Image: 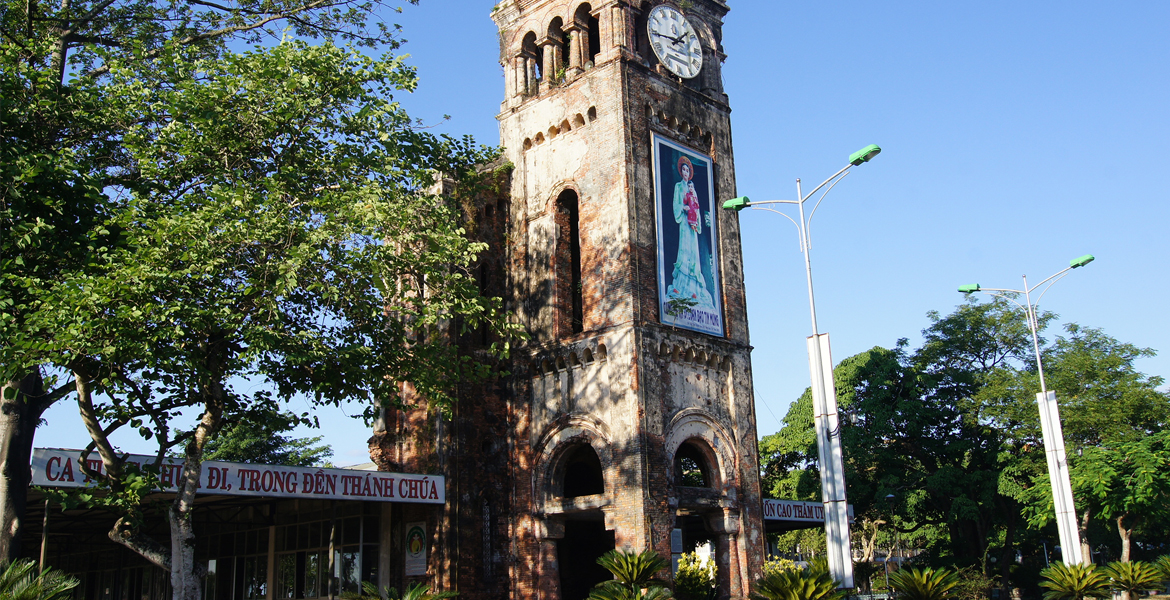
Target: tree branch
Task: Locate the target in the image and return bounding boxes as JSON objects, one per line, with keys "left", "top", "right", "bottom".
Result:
{"left": 74, "top": 369, "right": 124, "bottom": 483}
{"left": 82, "top": 0, "right": 338, "bottom": 79}
{"left": 108, "top": 517, "right": 173, "bottom": 571}
{"left": 27, "top": 376, "right": 75, "bottom": 415}
{"left": 187, "top": 0, "right": 264, "bottom": 15}
{"left": 64, "top": 32, "right": 124, "bottom": 47}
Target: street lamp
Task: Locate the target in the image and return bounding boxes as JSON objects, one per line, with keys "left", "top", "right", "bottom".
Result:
{"left": 958, "top": 254, "right": 1095, "bottom": 565}
{"left": 724, "top": 144, "right": 882, "bottom": 588}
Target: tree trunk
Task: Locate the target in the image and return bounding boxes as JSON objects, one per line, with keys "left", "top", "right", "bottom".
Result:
{"left": 1079, "top": 506, "right": 1093, "bottom": 564}
{"left": 999, "top": 503, "right": 1017, "bottom": 598}
{"left": 0, "top": 372, "right": 49, "bottom": 563}
{"left": 1116, "top": 514, "right": 1132, "bottom": 562}
{"left": 170, "top": 400, "right": 220, "bottom": 600}
{"left": 861, "top": 518, "right": 885, "bottom": 562}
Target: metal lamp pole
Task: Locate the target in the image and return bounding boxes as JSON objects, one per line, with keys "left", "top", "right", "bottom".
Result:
{"left": 724, "top": 144, "right": 882, "bottom": 588}
{"left": 958, "top": 254, "right": 1095, "bottom": 565}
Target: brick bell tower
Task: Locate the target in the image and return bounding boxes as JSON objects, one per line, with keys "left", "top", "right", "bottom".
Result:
{"left": 489, "top": 1, "right": 765, "bottom": 599}
{"left": 370, "top": 2, "right": 764, "bottom": 599}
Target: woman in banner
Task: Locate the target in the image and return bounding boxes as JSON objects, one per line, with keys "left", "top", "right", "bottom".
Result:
{"left": 668, "top": 155, "right": 715, "bottom": 310}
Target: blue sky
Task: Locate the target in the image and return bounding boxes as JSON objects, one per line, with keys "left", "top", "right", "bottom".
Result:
{"left": 38, "top": 2, "right": 1170, "bottom": 465}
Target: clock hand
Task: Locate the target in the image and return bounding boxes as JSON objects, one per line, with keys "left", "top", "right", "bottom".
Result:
{"left": 650, "top": 30, "right": 687, "bottom": 45}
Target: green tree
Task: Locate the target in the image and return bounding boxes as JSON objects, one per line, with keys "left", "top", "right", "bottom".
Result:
{"left": 0, "top": 32, "right": 123, "bottom": 563}
{"left": 0, "top": 0, "right": 418, "bottom": 563}
{"left": 758, "top": 340, "right": 1006, "bottom": 570}
{"left": 203, "top": 409, "right": 332, "bottom": 467}
{"left": 1064, "top": 432, "right": 1170, "bottom": 562}
{"left": 1006, "top": 326, "right": 1170, "bottom": 562}
{"left": 37, "top": 39, "right": 517, "bottom": 600}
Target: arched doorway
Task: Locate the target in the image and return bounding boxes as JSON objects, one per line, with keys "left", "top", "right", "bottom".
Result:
{"left": 553, "top": 443, "right": 613, "bottom": 600}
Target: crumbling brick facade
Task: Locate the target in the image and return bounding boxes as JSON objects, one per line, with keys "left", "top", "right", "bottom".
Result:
{"left": 370, "top": 2, "right": 765, "bottom": 599}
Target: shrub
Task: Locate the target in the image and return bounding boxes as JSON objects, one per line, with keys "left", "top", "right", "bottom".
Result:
{"left": 0, "top": 559, "right": 79, "bottom": 600}
{"left": 340, "top": 581, "right": 457, "bottom": 600}
{"left": 1152, "top": 555, "right": 1170, "bottom": 585}
{"left": 888, "top": 567, "right": 961, "bottom": 600}
{"left": 1103, "top": 561, "right": 1162, "bottom": 600}
{"left": 950, "top": 565, "right": 997, "bottom": 600}
{"left": 750, "top": 559, "right": 843, "bottom": 600}
{"left": 589, "top": 549, "right": 674, "bottom": 600}
{"left": 1038, "top": 562, "right": 1109, "bottom": 600}
{"left": 762, "top": 558, "right": 799, "bottom": 578}
{"left": 675, "top": 552, "right": 717, "bottom": 600}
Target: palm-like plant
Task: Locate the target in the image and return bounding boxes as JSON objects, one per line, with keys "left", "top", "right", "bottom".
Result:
{"left": 750, "top": 560, "right": 844, "bottom": 600}
{"left": 1038, "top": 562, "right": 1110, "bottom": 600}
{"left": 1153, "top": 555, "right": 1170, "bottom": 585}
{"left": 0, "top": 559, "right": 79, "bottom": 600}
{"left": 887, "top": 567, "right": 961, "bottom": 600}
{"left": 588, "top": 549, "right": 674, "bottom": 600}
{"left": 1103, "top": 561, "right": 1162, "bottom": 600}
{"left": 340, "top": 581, "right": 458, "bottom": 600}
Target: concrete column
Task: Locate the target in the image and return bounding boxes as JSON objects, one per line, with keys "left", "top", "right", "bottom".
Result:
{"left": 541, "top": 42, "right": 554, "bottom": 90}
{"left": 565, "top": 24, "right": 584, "bottom": 76}
{"left": 525, "top": 55, "right": 538, "bottom": 95}
{"left": 540, "top": 39, "right": 561, "bottom": 88}
{"left": 513, "top": 54, "right": 526, "bottom": 98}
{"left": 578, "top": 21, "right": 592, "bottom": 68}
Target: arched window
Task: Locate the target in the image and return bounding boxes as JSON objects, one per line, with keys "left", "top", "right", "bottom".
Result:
{"left": 560, "top": 444, "right": 604, "bottom": 497}
{"left": 548, "top": 17, "right": 568, "bottom": 80}
{"left": 674, "top": 442, "right": 713, "bottom": 488}
{"left": 521, "top": 31, "right": 541, "bottom": 94}
{"left": 555, "top": 189, "right": 583, "bottom": 335}
{"left": 575, "top": 3, "right": 600, "bottom": 66}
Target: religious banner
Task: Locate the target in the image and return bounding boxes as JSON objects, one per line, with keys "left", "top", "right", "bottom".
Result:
{"left": 652, "top": 133, "right": 724, "bottom": 336}
{"left": 404, "top": 522, "right": 428, "bottom": 576}
{"left": 31, "top": 448, "right": 444, "bottom": 504}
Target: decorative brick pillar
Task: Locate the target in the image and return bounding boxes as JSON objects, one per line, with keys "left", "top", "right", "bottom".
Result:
{"left": 707, "top": 510, "right": 744, "bottom": 600}
{"left": 538, "top": 518, "right": 565, "bottom": 600}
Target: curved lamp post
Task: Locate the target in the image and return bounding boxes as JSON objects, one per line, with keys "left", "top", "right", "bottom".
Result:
{"left": 959, "top": 254, "right": 1095, "bottom": 565}
{"left": 724, "top": 144, "right": 881, "bottom": 588}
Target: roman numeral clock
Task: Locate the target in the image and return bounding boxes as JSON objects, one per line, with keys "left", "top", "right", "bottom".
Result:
{"left": 647, "top": 4, "right": 703, "bottom": 79}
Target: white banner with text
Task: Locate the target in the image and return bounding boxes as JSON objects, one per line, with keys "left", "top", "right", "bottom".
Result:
{"left": 762, "top": 499, "right": 854, "bottom": 523}
{"left": 32, "top": 448, "right": 444, "bottom": 504}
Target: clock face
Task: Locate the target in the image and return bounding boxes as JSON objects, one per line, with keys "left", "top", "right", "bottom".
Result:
{"left": 647, "top": 5, "right": 703, "bottom": 79}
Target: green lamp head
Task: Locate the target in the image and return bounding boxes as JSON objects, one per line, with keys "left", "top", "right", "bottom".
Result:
{"left": 722, "top": 197, "right": 750, "bottom": 211}
{"left": 958, "top": 284, "right": 981, "bottom": 294}
{"left": 1070, "top": 254, "right": 1095, "bottom": 268}
{"left": 849, "top": 144, "right": 882, "bottom": 166}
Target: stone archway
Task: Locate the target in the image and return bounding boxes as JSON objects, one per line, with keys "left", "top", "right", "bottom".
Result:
{"left": 665, "top": 410, "right": 743, "bottom": 600}
{"left": 533, "top": 419, "right": 617, "bottom": 600}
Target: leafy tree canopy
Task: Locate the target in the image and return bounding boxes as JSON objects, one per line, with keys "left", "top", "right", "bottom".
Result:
{"left": 203, "top": 409, "right": 332, "bottom": 467}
